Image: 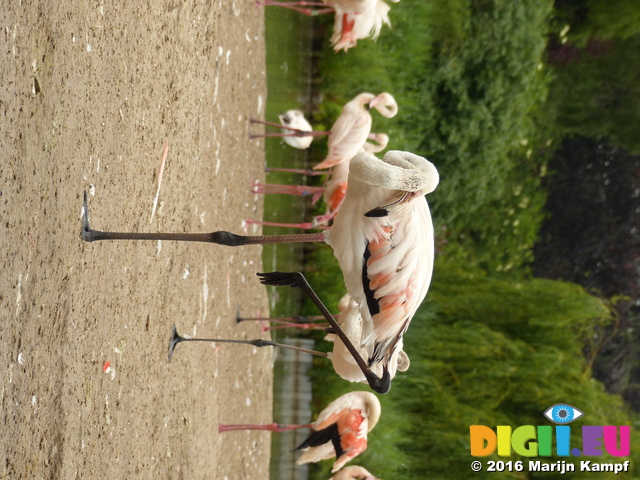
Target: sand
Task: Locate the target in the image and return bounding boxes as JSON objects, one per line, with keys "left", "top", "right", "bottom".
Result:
{"left": 1, "top": 1, "right": 275, "bottom": 478}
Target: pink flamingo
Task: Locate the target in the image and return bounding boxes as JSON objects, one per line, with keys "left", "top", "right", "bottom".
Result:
{"left": 325, "top": 293, "right": 409, "bottom": 384}
{"left": 238, "top": 292, "right": 409, "bottom": 384}
{"left": 247, "top": 133, "right": 388, "bottom": 230}
{"left": 218, "top": 391, "right": 380, "bottom": 473}
{"left": 81, "top": 150, "right": 439, "bottom": 394}
{"left": 316, "top": 92, "right": 397, "bottom": 170}
{"left": 252, "top": 93, "right": 397, "bottom": 228}
{"left": 258, "top": 0, "right": 400, "bottom": 52}
{"left": 249, "top": 133, "right": 390, "bottom": 230}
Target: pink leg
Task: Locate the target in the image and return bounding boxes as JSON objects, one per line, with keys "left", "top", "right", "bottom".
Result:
{"left": 250, "top": 132, "right": 313, "bottom": 139}
{"left": 251, "top": 182, "right": 325, "bottom": 197}
{"left": 245, "top": 218, "right": 319, "bottom": 230}
{"left": 266, "top": 167, "right": 326, "bottom": 176}
{"left": 219, "top": 422, "right": 311, "bottom": 433}
{"left": 250, "top": 118, "right": 290, "bottom": 129}
{"left": 249, "top": 118, "right": 318, "bottom": 135}
{"left": 262, "top": 319, "right": 329, "bottom": 331}
{"left": 257, "top": 0, "right": 334, "bottom": 15}
{"left": 237, "top": 314, "right": 326, "bottom": 323}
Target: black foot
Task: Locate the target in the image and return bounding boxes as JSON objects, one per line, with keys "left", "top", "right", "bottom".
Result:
{"left": 257, "top": 271, "right": 304, "bottom": 288}
{"left": 235, "top": 307, "right": 244, "bottom": 324}
{"left": 168, "top": 325, "right": 183, "bottom": 362}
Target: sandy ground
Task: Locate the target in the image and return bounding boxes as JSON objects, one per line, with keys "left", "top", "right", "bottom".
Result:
{"left": 1, "top": 1, "right": 275, "bottom": 478}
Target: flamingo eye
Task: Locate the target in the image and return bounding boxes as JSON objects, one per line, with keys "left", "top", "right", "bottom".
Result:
{"left": 543, "top": 404, "right": 584, "bottom": 424}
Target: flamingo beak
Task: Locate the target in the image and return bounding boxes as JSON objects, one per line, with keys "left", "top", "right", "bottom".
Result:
{"left": 367, "top": 95, "right": 381, "bottom": 111}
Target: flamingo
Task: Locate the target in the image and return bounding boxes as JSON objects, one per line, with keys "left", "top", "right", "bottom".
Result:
{"left": 81, "top": 149, "right": 439, "bottom": 393}
{"left": 250, "top": 109, "right": 318, "bottom": 149}
{"left": 316, "top": 92, "right": 397, "bottom": 170}
{"left": 329, "top": 0, "right": 400, "bottom": 52}
{"left": 325, "top": 293, "right": 409, "bottom": 384}
{"left": 258, "top": 0, "right": 399, "bottom": 52}
{"left": 218, "top": 391, "right": 380, "bottom": 473}
{"left": 252, "top": 92, "right": 397, "bottom": 172}
{"left": 330, "top": 465, "right": 381, "bottom": 480}
{"left": 236, "top": 292, "right": 410, "bottom": 383}
{"left": 248, "top": 92, "right": 396, "bottom": 230}
{"left": 248, "top": 133, "right": 390, "bottom": 230}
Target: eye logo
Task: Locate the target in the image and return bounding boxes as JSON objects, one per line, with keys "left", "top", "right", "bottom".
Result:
{"left": 544, "top": 404, "right": 584, "bottom": 424}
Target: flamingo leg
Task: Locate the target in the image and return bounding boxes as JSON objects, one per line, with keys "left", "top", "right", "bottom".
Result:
{"left": 265, "top": 167, "right": 326, "bottom": 176}
{"left": 82, "top": 192, "right": 325, "bottom": 245}
{"left": 241, "top": 319, "right": 328, "bottom": 331}
{"left": 251, "top": 182, "right": 324, "bottom": 196}
{"left": 257, "top": 0, "right": 334, "bottom": 15}
{"left": 257, "top": 272, "right": 392, "bottom": 394}
{"left": 168, "top": 325, "right": 329, "bottom": 362}
{"left": 236, "top": 313, "right": 326, "bottom": 324}
{"left": 250, "top": 132, "right": 311, "bottom": 139}
{"left": 244, "top": 218, "right": 321, "bottom": 230}
{"left": 218, "top": 422, "right": 311, "bottom": 433}
{"left": 250, "top": 118, "right": 329, "bottom": 137}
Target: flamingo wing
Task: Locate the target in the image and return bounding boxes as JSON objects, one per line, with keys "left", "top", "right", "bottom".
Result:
{"left": 361, "top": 194, "right": 433, "bottom": 363}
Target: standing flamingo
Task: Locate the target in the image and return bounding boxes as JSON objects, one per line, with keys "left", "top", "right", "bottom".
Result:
{"left": 218, "top": 391, "right": 381, "bottom": 473}
{"left": 330, "top": 465, "right": 381, "bottom": 480}
{"left": 236, "top": 292, "right": 410, "bottom": 383}
{"left": 316, "top": 92, "right": 397, "bottom": 170}
{"left": 81, "top": 149, "right": 439, "bottom": 393}
{"left": 248, "top": 133, "right": 390, "bottom": 230}
{"left": 325, "top": 293, "right": 409, "bottom": 384}
{"left": 248, "top": 92, "right": 397, "bottom": 231}
{"left": 258, "top": 0, "right": 400, "bottom": 52}
{"left": 329, "top": 0, "right": 400, "bottom": 52}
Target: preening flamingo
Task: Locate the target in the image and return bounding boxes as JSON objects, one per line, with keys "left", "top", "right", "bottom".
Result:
{"left": 259, "top": 0, "right": 399, "bottom": 53}
{"left": 330, "top": 465, "right": 381, "bottom": 480}
{"left": 316, "top": 92, "right": 397, "bottom": 170}
{"left": 218, "top": 391, "right": 381, "bottom": 473}
{"left": 81, "top": 149, "right": 439, "bottom": 393}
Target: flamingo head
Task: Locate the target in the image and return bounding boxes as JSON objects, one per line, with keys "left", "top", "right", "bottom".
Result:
{"left": 368, "top": 92, "right": 398, "bottom": 118}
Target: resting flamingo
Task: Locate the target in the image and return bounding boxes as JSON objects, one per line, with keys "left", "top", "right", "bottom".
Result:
{"left": 258, "top": 0, "right": 400, "bottom": 52}
{"left": 81, "top": 149, "right": 439, "bottom": 393}
{"left": 250, "top": 109, "right": 318, "bottom": 149}
{"left": 218, "top": 391, "right": 380, "bottom": 473}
